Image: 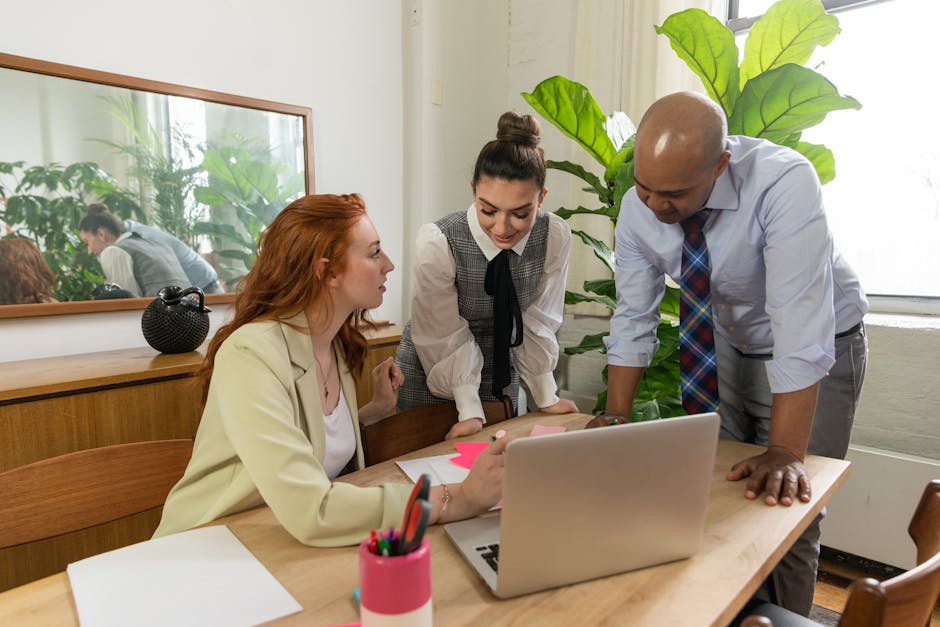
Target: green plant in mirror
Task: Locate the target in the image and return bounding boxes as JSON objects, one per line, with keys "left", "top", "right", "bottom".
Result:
{"left": 94, "top": 95, "right": 205, "bottom": 249}
{"left": 194, "top": 139, "right": 305, "bottom": 285}
{"left": 0, "top": 160, "right": 133, "bottom": 302}
{"left": 522, "top": 0, "right": 859, "bottom": 419}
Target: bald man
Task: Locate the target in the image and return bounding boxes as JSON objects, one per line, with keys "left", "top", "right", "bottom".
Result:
{"left": 593, "top": 92, "right": 868, "bottom": 615}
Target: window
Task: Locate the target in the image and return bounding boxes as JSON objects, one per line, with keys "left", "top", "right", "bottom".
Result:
{"left": 729, "top": 0, "right": 940, "bottom": 303}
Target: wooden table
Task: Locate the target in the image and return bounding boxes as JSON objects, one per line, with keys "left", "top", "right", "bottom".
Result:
{"left": 0, "top": 412, "right": 850, "bottom": 626}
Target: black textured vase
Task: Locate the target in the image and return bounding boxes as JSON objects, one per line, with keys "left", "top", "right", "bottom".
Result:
{"left": 141, "top": 286, "right": 212, "bottom": 354}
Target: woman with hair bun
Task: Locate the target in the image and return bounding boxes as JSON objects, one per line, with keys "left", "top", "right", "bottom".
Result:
{"left": 396, "top": 111, "right": 578, "bottom": 440}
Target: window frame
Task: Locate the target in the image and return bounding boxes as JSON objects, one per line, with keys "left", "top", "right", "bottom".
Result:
{"left": 726, "top": 0, "right": 940, "bottom": 315}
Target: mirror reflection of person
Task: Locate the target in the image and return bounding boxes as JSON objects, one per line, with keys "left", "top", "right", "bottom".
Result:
{"left": 78, "top": 204, "right": 189, "bottom": 298}
{"left": 123, "top": 217, "right": 224, "bottom": 294}
{"left": 154, "top": 194, "right": 505, "bottom": 545}
{"left": 0, "top": 237, "right": 58, "bottom": 305}
{"left": 395, "top": 111, "right": 578, "bottom": 441}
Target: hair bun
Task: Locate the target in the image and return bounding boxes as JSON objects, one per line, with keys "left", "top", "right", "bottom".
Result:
{"left": 495, "top": 111, "right": 540, "bottom": 148}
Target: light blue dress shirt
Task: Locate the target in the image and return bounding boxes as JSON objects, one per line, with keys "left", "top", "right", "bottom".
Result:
{"left": 605, "top": 136, "right": 868, "bottom": 394}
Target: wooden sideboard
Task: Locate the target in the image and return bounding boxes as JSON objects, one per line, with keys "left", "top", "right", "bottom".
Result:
{"left": 0, "top": 324, "right": 402, "bottom": 591}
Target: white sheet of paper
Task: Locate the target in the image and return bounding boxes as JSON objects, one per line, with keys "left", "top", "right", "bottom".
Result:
{"left": 396, "top": 453, "right": 469, "bottom": 485}
{"left": 67, "top": 525, "right": 302, "bottom": 627}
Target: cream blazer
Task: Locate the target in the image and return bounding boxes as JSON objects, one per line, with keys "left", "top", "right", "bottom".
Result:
{"left": 154, "top": 313, "right": 411, "bottom": 546}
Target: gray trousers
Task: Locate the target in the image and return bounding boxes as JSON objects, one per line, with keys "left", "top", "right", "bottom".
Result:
{"left": 715, "top": 324, "right": 868, "bottom": 616}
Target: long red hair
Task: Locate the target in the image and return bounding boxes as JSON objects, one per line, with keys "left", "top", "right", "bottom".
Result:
{"left": 197, "top": 193, "right": 374, "bottom": 402}
{"left": 0, "top": 238, "right": 57, "bottom": 305}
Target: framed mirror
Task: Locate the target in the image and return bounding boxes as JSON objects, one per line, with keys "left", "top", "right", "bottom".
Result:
{"left": 0, "top": 52, "right": 314, "bottom": 319}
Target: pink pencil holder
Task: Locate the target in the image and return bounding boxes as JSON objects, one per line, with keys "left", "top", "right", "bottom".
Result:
{"left": 358, "top": 538, "right": 432, "bottom": 627}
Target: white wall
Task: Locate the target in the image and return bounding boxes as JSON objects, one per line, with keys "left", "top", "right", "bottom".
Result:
{"left": 400, "top": 0, "right": 510, "bottom": 321}
{"left": 0, "top": 0, "right": 404, "bottom": 361}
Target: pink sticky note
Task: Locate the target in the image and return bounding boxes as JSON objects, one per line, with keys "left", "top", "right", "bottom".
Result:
{"left": 530, "top": 424, "right": 566, "bottom": 437}
{"left": 449, "top": 442, "right": 488, "bottom": 469}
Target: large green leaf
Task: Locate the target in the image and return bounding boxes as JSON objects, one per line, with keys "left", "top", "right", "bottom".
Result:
{"left": 793, "top": 141, "right": 836, "bottom": 184}
{"left": 563, "top": 331, "right": 608, "bottom": 356}
{"left": 583, "top": 278, "right": 615, "bottom": 298}
{"left": 728, "top": 64, "right": 861, "bottom": 143}
{"left": 565, "top": 291, "right": 616, "bottom": 310}
{"left": 571, "top": 229, "right": 614, "bottom": 272}
{"left": 604, "top": 136, "right": 634, "bottom": 186}
{"left": 611, "top": 161, "right": 635, "bottom": 218}
{"left": 659, "top": 286, "right": 681, "bottom": 319}
{"left": 554, "top": 205, "right": 619, "bottom": 221}
{"left": 522, "top": 76, "right": 616, "bottom": 168}
{"left": 655, "top": 9, "right": 740, "bottom": 117}
{"left": 546, "top": 160, "right": 611, "bottom": 205}
{"left": 740, "top": 0, "right": 840, "bottom": 89}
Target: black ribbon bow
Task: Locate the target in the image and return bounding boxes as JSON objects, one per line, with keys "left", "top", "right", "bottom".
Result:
{"left": 484, "top": 249, "right": 524, "bottom": 396}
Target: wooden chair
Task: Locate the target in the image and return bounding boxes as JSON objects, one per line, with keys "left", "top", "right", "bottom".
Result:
{"left": 360, "top": 396, "right": 515, "bottom": 466}
{"left": 740, "top": 479, "right": 940, "bottom": 627}
{"left": 0, "top": 439, "right": 193, "bottom": 549}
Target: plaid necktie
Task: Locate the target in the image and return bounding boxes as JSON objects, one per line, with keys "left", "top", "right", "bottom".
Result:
{"left": 679, "top": 210, "right": 720, "bottom": 414}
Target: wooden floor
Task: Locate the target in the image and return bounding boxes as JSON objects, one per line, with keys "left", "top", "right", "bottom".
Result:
{"left": 813, "top": 551, "right": 940, "bottom": 626}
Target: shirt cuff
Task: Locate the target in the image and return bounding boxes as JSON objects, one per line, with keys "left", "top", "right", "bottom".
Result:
{"left": 603, "top": 336, "right": 659, "bottom": 367}
{"left": 453, "top": 384, "right": 486, "bottom": 424}
{"left": 764, "top": 345, "right": 835, "bottom": 394}
{"left": 525, "top": 371, "right": 559, "bottom": 410}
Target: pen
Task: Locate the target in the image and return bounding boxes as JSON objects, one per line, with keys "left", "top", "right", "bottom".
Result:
{"left": 368, "top": 529, "right": 378, "bottom": 554}
{"left": 377, "top": 537, "right": 391, "bottom": 556}
{"left": 490, "top": 429, "right": 507, "bottom": 442}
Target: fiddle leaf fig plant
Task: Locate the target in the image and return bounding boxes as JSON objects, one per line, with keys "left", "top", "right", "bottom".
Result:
{"left": 523, "top": 0, "right": 859, "bottom": 418}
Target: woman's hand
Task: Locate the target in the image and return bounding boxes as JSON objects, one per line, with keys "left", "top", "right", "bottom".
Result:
{"left": 445, "top": 417, "right": 483, "bottom": 440}
{"left": 358, "top": 357, "right": 404, "bottom": 424}
{"left": 539, "top": 398, "right": 578, "bottom": 414}
{"left": 436, "top": 435, "right": 510, "bottom": 522}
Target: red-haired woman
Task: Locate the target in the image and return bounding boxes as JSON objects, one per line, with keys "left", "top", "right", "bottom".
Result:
{"left": 154, "top": 194, "right": 505, "bottom": 546}
{"left": 0, "top": 238, "right": 58, "bottom": 305}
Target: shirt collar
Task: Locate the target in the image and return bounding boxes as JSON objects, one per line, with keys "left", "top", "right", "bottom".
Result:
{"left": 115, "top": 232, "right": 134, "bottom": 243}
{"left": 704, "top": 158, "right": 739, "bottom": 212}
{"left": 466, "top": 204, "right": 533, "bottom": 261}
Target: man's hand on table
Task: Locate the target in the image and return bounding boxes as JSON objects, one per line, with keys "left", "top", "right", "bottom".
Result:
{"left": 584, "top": 413, "right": 629, "bottom": 429}
{"left": 726, "top": 445, "right": 812, "bottom": 506}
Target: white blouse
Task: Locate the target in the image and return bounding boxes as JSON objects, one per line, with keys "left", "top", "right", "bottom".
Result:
{"left": 99, "top": 232, "right": 142, "bottom": 297}
{"left": 321, "top": 387, "right": 356, "bottom": 480}
{"left": 409, "top": 205, "right": 571, "bottom": 422}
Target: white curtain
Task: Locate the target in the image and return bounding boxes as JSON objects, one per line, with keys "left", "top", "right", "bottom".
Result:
{"left": 560, "top": 0, "right": 721, "bottom": 315}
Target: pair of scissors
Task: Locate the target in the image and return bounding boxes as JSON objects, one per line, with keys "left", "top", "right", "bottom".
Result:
{"left": 397, "top": 473, "right": 431, "bottom": 555}
{"left": 399, "top": 496, "right": 431, "bottom": 555}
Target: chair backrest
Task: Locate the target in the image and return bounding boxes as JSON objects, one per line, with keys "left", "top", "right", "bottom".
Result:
{"left": 839, "top": 479, "right": 940, "bottom": 627}
{"left": 0, "top": 439, "right": 193, "bottom": 549}
{"left": 360, "top": 397, "right": 515, "bottom": 466}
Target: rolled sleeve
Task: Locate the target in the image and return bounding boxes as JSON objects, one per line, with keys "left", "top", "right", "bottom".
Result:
{"left": 761, "top": 163, "right": 837, "bottom": 393}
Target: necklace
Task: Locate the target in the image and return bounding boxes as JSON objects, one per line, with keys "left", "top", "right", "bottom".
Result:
{"left": 313, "top": 348, "right": 336, "bottom": 401}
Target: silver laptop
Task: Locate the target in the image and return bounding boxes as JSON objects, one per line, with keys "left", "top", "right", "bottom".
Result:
{"left": 443, "top": 412, "right": 720, "bottom": 598}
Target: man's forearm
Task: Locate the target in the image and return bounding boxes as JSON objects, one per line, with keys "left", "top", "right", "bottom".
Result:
{"left": 605, "top": 365, "right": 645, "bottom": 416}
{"left": 768, "top": 383, "right": 820, "bottom": 460}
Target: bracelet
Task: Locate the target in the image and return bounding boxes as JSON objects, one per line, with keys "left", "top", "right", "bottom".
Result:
{"left": 439, "top": 483, "right": 451, "bottom": 523}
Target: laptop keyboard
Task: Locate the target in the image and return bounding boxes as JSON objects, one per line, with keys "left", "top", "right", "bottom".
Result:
{"left": 475, "top": 544, "right": 500, "bottom": 572}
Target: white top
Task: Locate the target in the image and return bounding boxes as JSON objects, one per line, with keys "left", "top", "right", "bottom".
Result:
{"left": 410, "top": 205, "right": 571, "bottom": 421}
{"left": 321, "top": 387, "right": 356, "bottom": 480}
{"left": 99, "top": 232, "right": 141, "bottom": 297}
